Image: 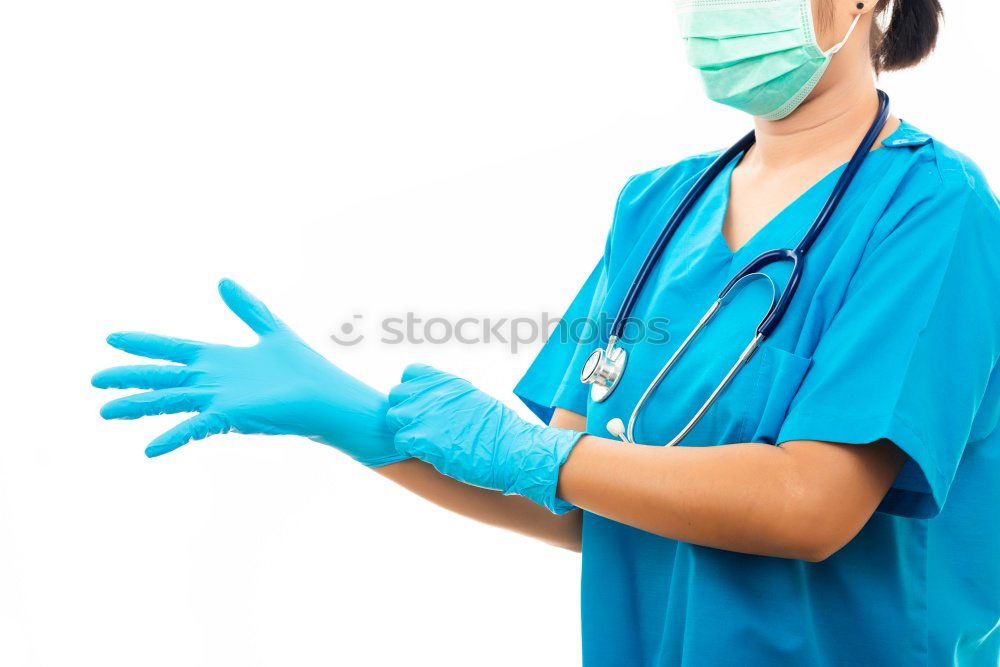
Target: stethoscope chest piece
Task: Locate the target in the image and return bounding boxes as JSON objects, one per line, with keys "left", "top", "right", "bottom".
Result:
{"left": 581, "top": 339, "right": 627, "bottom": 402}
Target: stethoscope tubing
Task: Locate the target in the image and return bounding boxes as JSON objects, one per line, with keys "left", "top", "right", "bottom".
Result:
{"left": 606, "top": 91, "right": 892, "bottom": 444}
{"left": 609, "top": 131, "right": 756, "bottom": 341}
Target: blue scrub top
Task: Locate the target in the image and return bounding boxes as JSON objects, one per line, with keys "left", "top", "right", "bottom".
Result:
{"left": 515, "top": 121, "right": 1000, "bottom": 666}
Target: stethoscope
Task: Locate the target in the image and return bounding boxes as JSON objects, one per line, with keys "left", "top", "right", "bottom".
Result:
{"left": 580, "top": 90, "right": 891, "bottom": 445}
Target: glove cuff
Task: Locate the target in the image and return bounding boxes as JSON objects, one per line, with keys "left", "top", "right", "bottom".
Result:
{"left": 509, "top": 427, "right": 586, "bottom": 515}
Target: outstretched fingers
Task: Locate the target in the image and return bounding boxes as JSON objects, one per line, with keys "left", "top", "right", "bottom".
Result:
{"left": 99, "top": 388, "right": 211, "bottom": 420}
{"left": 217, "top": 278, "right": 288, "bottom": 336}
{"left": 106, "top": 332, "right": 206, "bottom": 364}
{"left": 145, "top": 413, "right": 231, "bottom": 458}
{"left": 92, "top": 364, "right": 199, "bottom": 390}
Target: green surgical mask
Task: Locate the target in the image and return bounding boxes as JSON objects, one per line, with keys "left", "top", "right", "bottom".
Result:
{"left": 676, "top": 0, "right": 861, "bottom": 120}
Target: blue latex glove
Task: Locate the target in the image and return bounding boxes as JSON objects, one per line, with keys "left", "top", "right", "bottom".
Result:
{"left": 386, "top": 364, "right": 584, "bottom": 514}
{"left": 93, "top": 279, "right": 406, "bottom": 466}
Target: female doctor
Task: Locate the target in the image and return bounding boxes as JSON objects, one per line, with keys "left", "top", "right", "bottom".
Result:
{"left": 93, "top": 0, "right": 1000, "bottom": 664}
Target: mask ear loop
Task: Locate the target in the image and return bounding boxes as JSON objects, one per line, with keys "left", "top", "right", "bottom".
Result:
{"left": 825, "top": 12, "right": 862, "bottom": 55}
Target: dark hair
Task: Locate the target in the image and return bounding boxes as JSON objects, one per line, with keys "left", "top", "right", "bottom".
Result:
{"left": 870, "top": 0, "right": 944, "bottom": 71}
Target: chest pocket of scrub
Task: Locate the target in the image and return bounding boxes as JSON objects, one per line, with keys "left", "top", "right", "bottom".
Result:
{"left": 692, "top": 266, "right": 814, "bottom": 445}
{"left": 659, "top": 273, "right": 813, "bottom": 446}
{"left": 667, "top": 343, "right": 813, "bottom": 446}
{"left": 737, "top": 345, "right": 812, "bottom": 444}
{"left": 609, "top": 322, "right": 814, "bottom": 447}
{"left": 662, "top": 342, "right": 812, "bottom": 446}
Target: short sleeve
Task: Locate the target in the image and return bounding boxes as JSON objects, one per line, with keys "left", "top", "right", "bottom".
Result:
{"left": 514, "top": 259, "right": 609, "bottom": 424}
{"left": 777, "top": 183, "right": 1000, "bottom": 519}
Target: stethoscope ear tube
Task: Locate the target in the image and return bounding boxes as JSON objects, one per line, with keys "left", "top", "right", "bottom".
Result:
{"left": 719, "top": 248, "right": 800, "bottom": 339}
{"left": 793, "top": 89, "right": 891, "bottom": 256}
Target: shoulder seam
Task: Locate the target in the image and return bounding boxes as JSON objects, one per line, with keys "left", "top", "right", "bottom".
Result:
{"left": 629, "top": 148, "right": 728, "bottom": 184}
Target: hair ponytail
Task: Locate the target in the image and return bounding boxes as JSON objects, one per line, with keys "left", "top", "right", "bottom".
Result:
{"left": 871, "top": 0, "right": 943, "bottom": 71}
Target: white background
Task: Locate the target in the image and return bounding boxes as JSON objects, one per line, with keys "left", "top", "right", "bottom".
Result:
{"left": 1, "top": 2, "right": 997, "bottom": 665}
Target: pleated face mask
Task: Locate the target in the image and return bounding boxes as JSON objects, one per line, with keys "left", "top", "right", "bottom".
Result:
{"left": 676, "top": 0, "right": 861, "bottom": 119}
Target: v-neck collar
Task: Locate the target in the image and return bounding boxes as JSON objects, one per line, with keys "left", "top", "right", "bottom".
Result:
{"left": 709, "top": 152, "right": 851, "bottom": 259}
{"left": 597, "top": 120, "right": 924, "bottom": 330}
{"left": 710, "top": 119, "right": 919, "bottom": 259}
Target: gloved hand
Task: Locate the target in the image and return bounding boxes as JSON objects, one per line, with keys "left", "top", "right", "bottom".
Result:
{"left": 386, "top": 364, "right": 584, "bottom": 514}
{"left": 93, "top": 278, "right": 406, "bottom": 466}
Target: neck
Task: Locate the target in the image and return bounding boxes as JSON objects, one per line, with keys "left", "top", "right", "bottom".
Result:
{"left": 746, "top": 74, "right": 896, "bottom": 170}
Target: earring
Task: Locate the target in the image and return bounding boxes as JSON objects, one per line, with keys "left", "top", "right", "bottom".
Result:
{"left": 856, "top": 2, "right": 864, "bottom": 8}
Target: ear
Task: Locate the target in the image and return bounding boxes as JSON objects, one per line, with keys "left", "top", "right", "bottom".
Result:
{"left": 814, "top": 0, "right": 873, "bottom": 54}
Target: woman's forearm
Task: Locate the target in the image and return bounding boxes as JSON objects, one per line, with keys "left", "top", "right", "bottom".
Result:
{"left": 375, "top": 460, "right": 581, "bottom": 550}
{"left": 557, "top": 435, "right": 904, "bottom": 561}
{"left": 374, "top": 408, "right": 586, "bottom": 551}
